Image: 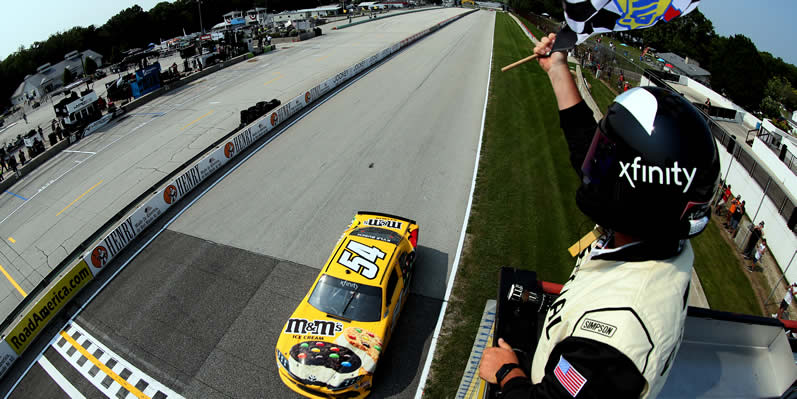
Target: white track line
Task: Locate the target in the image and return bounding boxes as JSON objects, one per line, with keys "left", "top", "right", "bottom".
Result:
{"left": 37, "top": 356, "right": 86, "bottom": 399}
{"left": 414, "top": 12, "right": 494, "bottom": 398}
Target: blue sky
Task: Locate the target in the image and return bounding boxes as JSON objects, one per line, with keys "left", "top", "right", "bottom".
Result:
{"left": 698, "top": 0, "right": 797, "bottom": 65}
{"left": 0, "top": 0, "right": 164, "bottom": 59}
{"left": 0, "top": 1, "right": 796, "bottom": 66}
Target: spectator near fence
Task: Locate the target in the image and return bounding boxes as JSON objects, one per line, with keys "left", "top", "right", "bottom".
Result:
{"left": 728, "top": 200, "right": 745, "bottom": 237}
{"left": 747, "top": 239, "right": 767, "bottom": 272}
{"left": 776, "top": 283, "right": 797, "bottom": 319}
{"left": 724, "top": 195, "right": 741, "bottom": 225}
{"left": 715, "top": 183, "right": 732, "bottom": 214}
{"left": 743, "top": 221, "right": 765, "bottom": 259}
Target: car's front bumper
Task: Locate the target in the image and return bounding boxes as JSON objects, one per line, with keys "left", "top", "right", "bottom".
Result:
{"left": 277, "top": 366, "right": 369, "bottom": 398}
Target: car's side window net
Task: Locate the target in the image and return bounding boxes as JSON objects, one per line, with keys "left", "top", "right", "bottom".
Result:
{"left": 386, "top": 269, "right": 399, "bottom": 305}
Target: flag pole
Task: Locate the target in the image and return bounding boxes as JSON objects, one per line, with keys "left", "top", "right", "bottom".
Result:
{"left": 501, "top": 25, "right": 575, "bottom": 72}
{"left": 501, "top": 54, "right": 539, "bottom": 72}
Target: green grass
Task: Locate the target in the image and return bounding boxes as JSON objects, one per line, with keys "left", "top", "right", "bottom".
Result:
{"left": 581, "top": 69, "right": 617, "bottom": 114}
{"left": 422, "top": 13, "right": 589, "bottom": 398}
{"left": 605, "top": 38, "right": 643, "bottom": 60}
{"left": 422, "top": 11, "right": 762, "bottom": 398}
{"left": 692, "top": 220, "right": 762, "bottom": 315}
{"left": 581, "top": 38, "right": 647, "bottom": 85}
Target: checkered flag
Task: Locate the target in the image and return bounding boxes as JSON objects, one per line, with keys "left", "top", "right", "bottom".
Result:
{"left": 563, "top": 0, "right": 701, "bottom": 44}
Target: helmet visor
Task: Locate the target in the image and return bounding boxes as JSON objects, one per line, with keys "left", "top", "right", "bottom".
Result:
{"left": 581, "top": 128, "right": 618, "bottom": 186}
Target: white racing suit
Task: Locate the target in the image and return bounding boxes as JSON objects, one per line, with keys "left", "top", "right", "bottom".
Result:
{"left": 498, "top": 102, "right": 693, "bottom": 399}
{"left": 501, "top": 237, "right": 693, "bottom": 398}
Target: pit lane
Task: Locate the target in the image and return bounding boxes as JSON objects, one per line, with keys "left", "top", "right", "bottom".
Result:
{"left": 2, "top": 8, "right": 495, "bottom": 398}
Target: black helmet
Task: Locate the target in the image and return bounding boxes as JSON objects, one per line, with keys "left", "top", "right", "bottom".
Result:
{"left": 576, "top": 86, "right": 720, "bottom": 240}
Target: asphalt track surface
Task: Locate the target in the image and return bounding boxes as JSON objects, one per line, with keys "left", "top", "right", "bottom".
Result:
{"left": 0, "top": 7, "right": 474, "bottom": 320}
{"left": 4, "top": 8, "right": 495, "bottom": 399}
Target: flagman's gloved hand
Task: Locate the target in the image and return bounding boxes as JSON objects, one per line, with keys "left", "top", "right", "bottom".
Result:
{"left": 534, "top": 33, "right": 567, "bottom": 74}
{"left": 479, "top": 338, "right": 527, "bottom": 388}
{"left": 534, "top": 33, "right": 582, "bottom": 110}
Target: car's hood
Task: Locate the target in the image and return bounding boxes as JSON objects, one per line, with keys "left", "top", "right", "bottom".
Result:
{"left": 276, "top": 303, "right": 386, "bottom": 390}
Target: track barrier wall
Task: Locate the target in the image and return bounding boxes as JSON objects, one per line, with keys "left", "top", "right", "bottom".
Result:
{"left": 332, "top": 6, "right": 444, "bottom": 30}
{"left": 0, "top": 8, "right": 478, "bottom": 379}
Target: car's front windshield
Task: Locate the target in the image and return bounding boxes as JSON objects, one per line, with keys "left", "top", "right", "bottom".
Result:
{"left": 308, "top": 274, "right": 382, "bottom": 322}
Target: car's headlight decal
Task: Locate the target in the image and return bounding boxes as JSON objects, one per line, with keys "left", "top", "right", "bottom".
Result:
{"left": 277, "top": 350, "right": 290, "bottom": 370}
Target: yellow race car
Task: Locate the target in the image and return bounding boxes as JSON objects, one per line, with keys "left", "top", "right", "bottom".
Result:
{"left": 275, "top": 211, "right": 419, "bottom": 398}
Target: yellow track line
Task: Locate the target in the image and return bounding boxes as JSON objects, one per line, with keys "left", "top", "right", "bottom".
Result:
{"left": 57, "top": 180, "right": 103, "bottom": 216}
{"left": 0, "top": 263, "right": 26, "bottom": 297}
{"left": 316, "top": 55, "right": 330, "bottom": 62}
{"left": 263, "top": 73, "right": 285, "bottom": 86}
{"left": 59, "top": 331, "right": 150, "bottom": 399}
{"left": 181, "top": 110, "right": 214, "bottom": 130}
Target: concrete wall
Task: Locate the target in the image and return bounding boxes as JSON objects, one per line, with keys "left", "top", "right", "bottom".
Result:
{"left": 680, "top": 75, "right": 762, "bottom": 130}
{"left": 761, "top": 119, "right": 797, "bottom": 155}
{"left": 717, "top": 140, "right": 797, "bottom": 283}
{"left": 751, "top": 138, "right": 797, "bottom": 191}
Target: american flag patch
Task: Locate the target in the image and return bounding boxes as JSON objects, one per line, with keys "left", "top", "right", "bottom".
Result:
{"left": 554, "top": 355, "right": 587, "bottom": 397}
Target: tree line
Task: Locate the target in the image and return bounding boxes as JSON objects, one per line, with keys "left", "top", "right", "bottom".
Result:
{"left": 506, "top": 0, "right": 797, "bottom": 118}
{"left": 0, "top": 0, "right": 325, "bottom": 109}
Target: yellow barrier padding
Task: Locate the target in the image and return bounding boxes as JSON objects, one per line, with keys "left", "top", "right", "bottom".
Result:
{"left": 5, "top": 261, "right": 93, "bottom": 354}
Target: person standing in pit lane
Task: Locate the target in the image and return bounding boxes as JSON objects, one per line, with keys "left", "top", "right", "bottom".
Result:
{"left": 479, "top": 32, "right": 720, "bottom": 399}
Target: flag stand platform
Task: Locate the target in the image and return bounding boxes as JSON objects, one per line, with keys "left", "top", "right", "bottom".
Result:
{"left": 455, "top": 300, "right": 496, "bottom": 399}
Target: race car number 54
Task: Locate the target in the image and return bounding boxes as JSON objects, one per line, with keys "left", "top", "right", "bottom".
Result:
{"left": 338, "top": 241, "right": 385, "bottom": 279}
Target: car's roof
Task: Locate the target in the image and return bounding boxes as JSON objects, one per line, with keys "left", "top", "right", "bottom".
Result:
{"left": 322, "top": 212, "right": 415, "bottom": 287}
{"left": 323, "top": 233, "right": 399, "bottom": 286}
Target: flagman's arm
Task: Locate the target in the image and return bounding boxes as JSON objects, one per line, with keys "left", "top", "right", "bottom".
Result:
{"left": 534, "top": 33, "right": 582, "bottom": 111}
{"left": 534, "top": 33, "right": 596, "bottom": 176}
{"left": 479, "top": 337, "right": 646, "bottom": 398}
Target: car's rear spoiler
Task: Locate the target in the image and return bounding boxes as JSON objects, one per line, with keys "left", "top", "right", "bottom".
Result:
{"left": 357, "top": 211, "right": 417, "bottom": 226}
